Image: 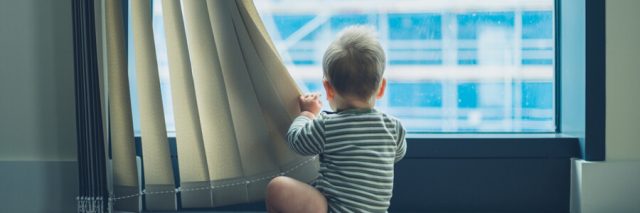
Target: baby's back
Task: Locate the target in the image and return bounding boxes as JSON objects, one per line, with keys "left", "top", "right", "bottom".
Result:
{"left": 314, "top": 109, "right": 406, "bottom": 212}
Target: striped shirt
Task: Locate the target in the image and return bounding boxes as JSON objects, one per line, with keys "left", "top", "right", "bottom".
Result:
{"left": 287, "top": 108, "right": 407, "bottom": 213}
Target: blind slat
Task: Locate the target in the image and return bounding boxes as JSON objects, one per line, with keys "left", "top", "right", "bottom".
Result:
{"left": 105, "top": 0, "right": 140, "bottom": 211}
{"left": 131, "top": 0, "right": 176, "bottom": 210}
{"left": 232, "top": 0, "right": 307, "bottom": 166}
{"left": 182, "top": 0, "right": 244, "bottom": 182}
{"left": 162, "top": 0, "right": 213, "bottom": 207}
{"left": 232, "top": 0, "right": 320, "bottom": 190}
{"left": 206, "top": 0, "right": 279, "bottom": 179}
{"left": 238, "top": 0, "right": 303, "bottom": 121}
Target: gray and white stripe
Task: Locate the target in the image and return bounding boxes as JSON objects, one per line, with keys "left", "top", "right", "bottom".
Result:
{"left": 287, "top": 109, "right": 407, "bottom": 212}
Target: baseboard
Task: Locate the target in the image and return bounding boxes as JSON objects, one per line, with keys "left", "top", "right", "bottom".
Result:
{"left": 571, "top": 159, "right": 640, "bottom": 213}
{"left": 0, "top": 160, "right": 78, "bottom": 213}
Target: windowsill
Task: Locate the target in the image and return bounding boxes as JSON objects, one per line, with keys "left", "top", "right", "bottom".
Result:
{"left": 404, "top": 134, "right": 580, "bottom": 159}
{"left": 144, "top": 134, "right": 581, "bottom": 160}
{"left": 408, "top": 133, "right": 570, "bottom": 139}
{"left": 139, "top": 134, "right": 580, "bottom": 164}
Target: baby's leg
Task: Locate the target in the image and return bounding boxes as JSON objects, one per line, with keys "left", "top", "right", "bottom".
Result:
{"left": 266, "top": 176, "right": 327, "bottom": 213}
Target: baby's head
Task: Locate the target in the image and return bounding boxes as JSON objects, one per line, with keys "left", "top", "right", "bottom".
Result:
{"left": 322, "top": 26, "right": 386, "bottom": 110}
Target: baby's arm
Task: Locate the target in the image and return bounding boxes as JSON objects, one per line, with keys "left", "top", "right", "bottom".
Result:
{"left": 286, "top": 93, "right": 325, "bottom": 156}
{"left": 394, "top": 121, "right": 407, "bottom": 163}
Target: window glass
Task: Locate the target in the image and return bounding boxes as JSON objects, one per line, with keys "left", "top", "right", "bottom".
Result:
{"left": 128, "top": 0, "right": 557, "bottom": 135}
{"left": 255, "top": 0, "right": 556, "bottom": 132}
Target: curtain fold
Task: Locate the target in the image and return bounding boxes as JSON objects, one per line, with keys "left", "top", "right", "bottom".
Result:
{"left": 206, "top": 0, "right": 283, "bottom": 203}
{"left": 181, "top": 0, "right": 248, "bottom": 206}
{"left": 233, "top": 0, "right": 309, "bottom": 166}
{"left": 106, "top": 0, "right": 320, "bottom": 210}
{"left": 161, "top": 0, "right": 213, "bottom": 208}
{"left": 73, "top": 0, "right": 108, "bottom": 212}
{"left": 131, "top": 0, "right": 177, "bottom": 210}
{"left": 105, "top": 0, "right": 140, "bottom": 211}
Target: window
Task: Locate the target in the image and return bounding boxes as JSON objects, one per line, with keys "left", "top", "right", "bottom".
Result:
{"left": 128, "top": 0, "right": 557, "bottom": 135}
{"left": 254, "top": 0, "right": 556, "bottom": 132}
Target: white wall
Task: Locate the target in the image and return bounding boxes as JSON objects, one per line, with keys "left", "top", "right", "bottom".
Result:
{"left": 0, "top": 0, "right": 76, "bottom": 161}
{"left": 572, "top": 0, "right": 640, "bottom": 212}
{"left": 606, "top": 0, "right": 640, "bottom": 161}
{"left": 0, "top": 0, "right": 78, "bottom": 212}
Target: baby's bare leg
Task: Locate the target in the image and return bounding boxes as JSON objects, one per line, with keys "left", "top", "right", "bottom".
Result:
{"left": 266, "top": 176, "right": 327, "bottom": 213}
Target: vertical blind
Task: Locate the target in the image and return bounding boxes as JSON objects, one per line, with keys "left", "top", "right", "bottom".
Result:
{"left": 105, "top": 0, "right": 319, "bottom": 211}
{"left": 73, "top": 0, "right": 108, "bottom": 212}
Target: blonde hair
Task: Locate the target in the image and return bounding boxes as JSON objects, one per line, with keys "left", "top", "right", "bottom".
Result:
{"left": 322, "top": 26, "right": 386, "bottom": 100}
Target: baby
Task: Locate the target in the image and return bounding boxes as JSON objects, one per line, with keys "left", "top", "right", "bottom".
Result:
{"left": 266, "top": 26, "right": 407, "bottom": 213}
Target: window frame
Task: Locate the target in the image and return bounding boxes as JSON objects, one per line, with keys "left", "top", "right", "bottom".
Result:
{"left": 129, "top": 0, "right": 598, "bottom": 142}
{"left": 399, "top": 0, "right": 605, "bottom": 162}
{"left": 128, "top": 1, "right": 566, "bottom": 135}
{"left": 400, "top": 0, "right": 605, "bottom": 162}
{"left": 120, "top": 0, "right": 610, "bottom": 211}
{"left": 582, "top": 0, "right": 606, "bottom": 161}
{"left": 123, "top": 0, "right": 606, "bottom": 156}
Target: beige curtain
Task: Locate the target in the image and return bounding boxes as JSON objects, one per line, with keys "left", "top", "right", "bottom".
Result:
{"left": 105, "top": 0, "right": 319, "bottom": 211}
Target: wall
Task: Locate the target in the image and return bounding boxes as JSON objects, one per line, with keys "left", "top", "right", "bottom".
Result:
{"left": 0, "top": 0, "right": 78, "bottom": 212}
{"left": 606, "top": 0, "right": 640, "bottom": 161}
{"left": 572, "top": 0, "right": 640, "bottom": 212}
{"left": 1, "top": 0, "right": 638, "bottom": 212}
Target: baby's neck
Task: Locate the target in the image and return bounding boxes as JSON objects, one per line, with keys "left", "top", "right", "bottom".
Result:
{"left": 332, "top": 95, "right": 375, "bottom": 111}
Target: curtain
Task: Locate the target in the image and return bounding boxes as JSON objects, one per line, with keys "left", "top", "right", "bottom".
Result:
{"left": 105, "top": 0, "right": 320, "bottom": 211}
{"left": 73, "top": 0, "right": 108, "bottom": 212}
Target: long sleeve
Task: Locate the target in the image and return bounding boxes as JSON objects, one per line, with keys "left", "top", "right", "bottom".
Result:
{"left": 286, "top": 115, "right": 326, "bottom": 156}
{"left": 394, "top": 121, "right": 407, "bottom": 163}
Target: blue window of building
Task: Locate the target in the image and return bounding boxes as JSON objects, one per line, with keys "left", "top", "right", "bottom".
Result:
{"left": 522, "top": 82, "right": 553, "bottom": 109}
{"left": 388, "top": 82, "right": 442, "bottom": 107}
{"left": 330, "top": 14, "right": 377, "bottom": 32}
{"left": 387, "top": 52, "right": 442, "bottom": 65}
{"left": 273, "top": 15, "right": 318, "bottom": 40}
{"left": 272, "top": 15, "right": 321, "bottom": 65}
{"left": 388, "top": 13, "right": 442, "bottom": 40}
{"left": 456, "top": 12, "right": 515, "bottom": 40}
{"left": 522, "top": 11, "right": 553, "bottom": 39}
{"left": 457, "top": 49, "right": 478, "bottom": 65}
{"left": 457, "top": 83, "right": 478, "bottom": 108}
{"left": 521, "top": 50, "right": 553, "bottom": 65}
{"left": 457, "top": 12, "right": 514, "bottom": 65}
{"left": 521, "top": 11, "right": 554, "bottom": 65}
{"left": 387, "top": 13, "right": 443, "bottom": 65}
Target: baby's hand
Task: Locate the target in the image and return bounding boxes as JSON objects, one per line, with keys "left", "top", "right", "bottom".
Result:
{"left": 299, "top": 93, "right": 322, "bottom": 118}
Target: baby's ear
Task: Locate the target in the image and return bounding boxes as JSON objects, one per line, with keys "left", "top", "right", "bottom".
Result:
{"left": 323, "top": 79, "right": 334, "bottom": 100}
{"left": 376, "top": 78, "right": 387, "bottom": 99}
